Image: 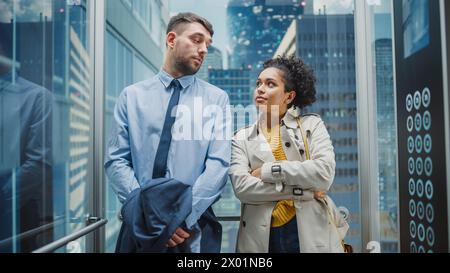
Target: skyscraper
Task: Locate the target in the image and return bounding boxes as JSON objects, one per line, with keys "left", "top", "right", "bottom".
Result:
{"left": 208, "top": 68, "right": 253, "bottom": 132}
{"left": 227, "top": 0, "right": 305, "bottom": 72}
{"left": 375, "top": 37, "right": 398, "bottom": 253}
{"left": 295, "top": 14, "right": 360, "bottom": 250}
{"left": 373, "top": 12, "right": 398, "bottom": 252}
{"left": 197, "top": 45, "right": 223, "bottom": 81}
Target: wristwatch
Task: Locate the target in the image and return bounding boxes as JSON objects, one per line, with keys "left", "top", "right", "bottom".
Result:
{"left": 271, "top": 164, "right": 282, "bottom": 176}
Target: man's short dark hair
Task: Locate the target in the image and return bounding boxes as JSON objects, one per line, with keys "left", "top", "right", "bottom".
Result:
{"left": 166, "top": 12, "right": 214, "bottom": 37}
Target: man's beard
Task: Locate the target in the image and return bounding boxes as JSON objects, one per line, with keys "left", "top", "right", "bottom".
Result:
{"left": 174, "top": 56, "right": 200, "bottom": 76}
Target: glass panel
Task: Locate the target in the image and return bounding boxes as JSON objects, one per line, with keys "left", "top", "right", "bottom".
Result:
{"left": 151, "top": 1, "right": 162, "bottom": 45}
{"left": 367, "top": 0, "right": 399, "bottom": 253}
{"left": 0, "top": 0, "right": 92, "bottom": 253}
{"left": 296, "top": 1, "right": 361, "bottom": 252}
{"left": 131, "top": 0, "right": 151, "bottom": 32}
{"left": 133, "top": 56, "right": 155, "bottom": 84}
{"left": 105, "top": 30, "right": 130, "bottom": 253}
{"left": 219, "top": 221, "right": 239, "bottom": 253}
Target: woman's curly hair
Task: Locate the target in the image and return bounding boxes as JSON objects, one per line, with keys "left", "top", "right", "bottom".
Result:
{"left": 263, "top": 54, "right": 317, "bottom": 109}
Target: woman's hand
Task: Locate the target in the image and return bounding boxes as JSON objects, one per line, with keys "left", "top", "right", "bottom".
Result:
{"left": 314, "top": 191, "right": 327, "bottom": 199}
{"left": 251, "top": 168, "right": 262, "bottom": 178}
{"left": 251, "top": 167, "right": 326, "bottom": 199}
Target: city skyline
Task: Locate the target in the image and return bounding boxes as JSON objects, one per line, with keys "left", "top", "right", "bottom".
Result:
{"left": 169, "top": 0, "right": 359, "bottom": 69}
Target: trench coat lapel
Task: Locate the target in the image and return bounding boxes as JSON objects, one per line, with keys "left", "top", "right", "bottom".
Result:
{"left": 244, "top": 124, "right": 273, "bottom": 164}
{"left": 246, "top": 109, "right": 305, "bottom": 165}
{"left": 281, "top": 126, "right": 302, "bottom": 161}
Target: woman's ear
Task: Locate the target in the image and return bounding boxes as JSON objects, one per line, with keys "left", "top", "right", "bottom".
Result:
{"left": 286, "top": 90, "right": 296, "bottom": 105}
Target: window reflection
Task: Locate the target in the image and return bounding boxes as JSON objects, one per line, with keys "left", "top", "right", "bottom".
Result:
{"left": 370, "top": 0, "right": 398, "bottom": 253}
{"left": 0, "top": 0, "right": 91, "bottom": 253}
{"left": 0, "top": 21, "right": 53, "bottom": 252}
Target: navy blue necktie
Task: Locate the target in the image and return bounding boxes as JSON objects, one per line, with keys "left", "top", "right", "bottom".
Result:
{"left": 152, "top": 79, "right": 182, "bottom": 178}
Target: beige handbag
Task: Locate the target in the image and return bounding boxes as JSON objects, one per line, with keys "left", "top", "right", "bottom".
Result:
{"left": 296, "top": 117, "right": 353, "bottom": 253}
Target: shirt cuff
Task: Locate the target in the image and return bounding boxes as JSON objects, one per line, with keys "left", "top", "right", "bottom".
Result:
{"left": 185, "top": 209, "right": 200, "bottom": 230}
{"left": 261, "top": 162, "right": 285, "bottom": 184}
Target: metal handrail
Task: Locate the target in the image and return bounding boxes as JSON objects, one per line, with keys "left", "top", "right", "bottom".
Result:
{"left": 0, "top": 215, "right": 65, "bottom": 249}
{"left": 32, "top": 217, "right": 107, "bottom": 253}
{"left": 217, "top": 216, "right": 240, "bottom": 222}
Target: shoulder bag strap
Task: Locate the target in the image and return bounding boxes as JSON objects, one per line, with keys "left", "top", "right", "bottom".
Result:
{"left": 296, "top": 117, "right": 345, "bottom": 245}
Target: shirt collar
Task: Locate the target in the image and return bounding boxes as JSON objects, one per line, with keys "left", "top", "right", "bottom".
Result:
{"left": 0, "top": 70, "right": 14, "bottom": 91}
{"left": 158, "top": 69, "right": 195, "bottom": 90}
{"left": 0, "top": 70, "right": 13, "bottom": 82}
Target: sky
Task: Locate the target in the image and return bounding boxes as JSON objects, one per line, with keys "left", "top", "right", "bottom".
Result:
{"left": 313, "top": 0, "right": 354, "bottom": 14}
{"left": 0, "top": 0, "right": 54, "bottom": 23}
{"left": 168, "top": 0, "right": 360, "bottom": 52}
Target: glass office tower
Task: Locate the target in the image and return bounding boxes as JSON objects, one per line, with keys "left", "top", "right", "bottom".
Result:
{"left": 295, "top": 12, "right": 361, "bottom": 251}
{"left": 227, "top": 0, "right": 305, "bottom": 71}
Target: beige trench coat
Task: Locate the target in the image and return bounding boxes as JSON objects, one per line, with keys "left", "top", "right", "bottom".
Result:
{"left": 229, "top": 108, "right": 349, "bottom": 253}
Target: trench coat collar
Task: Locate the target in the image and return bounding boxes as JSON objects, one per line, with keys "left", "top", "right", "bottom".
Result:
{"left": 247, "top": 107, "right": 301, "bottom": 140}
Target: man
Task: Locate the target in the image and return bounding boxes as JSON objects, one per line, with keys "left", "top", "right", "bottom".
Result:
{"left": 104, "top": 13, "right": 231, "bottom": 252}
{"left": 0, "top": 23, "right": 53, "bottom": 253}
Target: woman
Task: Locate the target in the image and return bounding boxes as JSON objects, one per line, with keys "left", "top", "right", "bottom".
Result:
{"left": 229, "top": 55, "right": 348, "bottom": 253}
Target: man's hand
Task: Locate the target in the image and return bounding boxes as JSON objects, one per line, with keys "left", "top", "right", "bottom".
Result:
{"left": 251, "top": 168, "right": 262, "bottom": 178}
{"left": 166, "top": 227, "right": 190, "bottom": 248}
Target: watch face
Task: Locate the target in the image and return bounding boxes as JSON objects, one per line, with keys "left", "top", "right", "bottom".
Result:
{"left": 271, "top": 165, "right": 281, "bottom": 174}
{"left": 293, "top": 188, "right": 304, "bottom": 196}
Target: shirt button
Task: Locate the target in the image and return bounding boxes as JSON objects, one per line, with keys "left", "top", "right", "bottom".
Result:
{"left": 299, "top": 149, "right": 305, "bottom": 155}
{"left": 285, "top": 142, "right": 291, "bottom": 148}
{"left": 295, "top": 135, "right": 299, "bottom": 140}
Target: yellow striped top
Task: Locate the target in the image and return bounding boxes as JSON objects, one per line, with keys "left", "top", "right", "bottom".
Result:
{"left": 260, "top": 123, "right": 296, "bottom": 228}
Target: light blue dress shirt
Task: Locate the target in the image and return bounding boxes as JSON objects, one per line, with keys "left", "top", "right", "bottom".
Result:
{"left": 104, "top": 70, "right": 231, "bottom": 233}
{"left": 1, "top": 72, "right": 52, "bottom": 204}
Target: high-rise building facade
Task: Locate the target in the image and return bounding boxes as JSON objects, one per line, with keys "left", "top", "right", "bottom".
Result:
{"left": 375, "top": 37, "right": 398, "bottom": 253}
{"left": 295, "top": 14, "right": 361, "bottom": 250}
{"left": 373, "top": 11, "right": 398, "bottom": 252}
{"left": 208, "top": 68, "right": 253, "bottom": 134}
{"left": 227, "top": 0, "right": 305, "bottom": 71}
{"left": 197, "top": 46, "right": 223, "bottom": 81}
